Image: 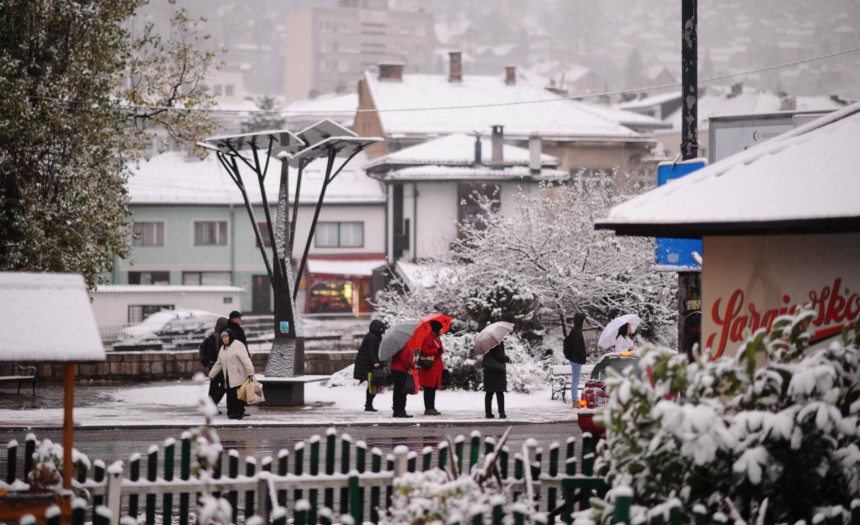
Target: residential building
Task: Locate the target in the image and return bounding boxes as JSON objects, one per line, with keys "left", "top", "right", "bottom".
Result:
{"left": 364, "top": 130, "right": 567, "bottom": 263}
{"left": 354, "top": 53, "right": 657, "bottom": 180}
{"left": 111, "top": 149, "right": 386, "bottom": 320}
{"left": 283, "top": 2, "right": 434, "bottom": 101}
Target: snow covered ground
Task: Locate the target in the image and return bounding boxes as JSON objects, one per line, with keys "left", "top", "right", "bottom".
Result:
{"left": 0, "top": 379, "right": 580, "bottom": 429}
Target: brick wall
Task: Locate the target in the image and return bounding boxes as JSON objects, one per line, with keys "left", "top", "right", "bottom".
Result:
{"left": 0, "top": 351, "right": 355, "bottom": 382}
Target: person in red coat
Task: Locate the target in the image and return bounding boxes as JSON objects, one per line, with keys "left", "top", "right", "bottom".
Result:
{"left": 418, "top": 320, "right": 445, "bottom": 415}
{"left": 390, "top": 340, "right": 415, "bottom": 418}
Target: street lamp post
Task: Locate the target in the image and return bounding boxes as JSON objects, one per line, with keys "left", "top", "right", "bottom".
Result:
{"left": 199, "top": 120, "right": 381, "bottom": 405}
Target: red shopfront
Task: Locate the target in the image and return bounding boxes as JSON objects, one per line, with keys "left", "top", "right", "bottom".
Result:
{"left": 304, "top": 256, "right": 386, "bottom": 315}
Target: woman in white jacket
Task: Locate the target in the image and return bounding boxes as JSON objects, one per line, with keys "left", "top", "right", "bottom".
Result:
{"left": 209, "top": 328, "right": 255, "bottom": 420}
{"left": 614, "top": 323, "right": 636, "bottom": 354}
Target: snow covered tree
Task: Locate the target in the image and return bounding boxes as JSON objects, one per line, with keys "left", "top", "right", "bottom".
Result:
{"left": 584, "top": 311, "right": 860, "bottom": 523}
{"left": 0, "top": 0, "right": 219, "bottom": 287}
{"left": 241, "top": 95, "right": 286, "bottom": 133}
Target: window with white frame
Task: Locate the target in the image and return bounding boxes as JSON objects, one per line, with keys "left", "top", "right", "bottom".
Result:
{"left": 193, "top": 221, "right": 228, "bottom": 246}
{"left": 315, "top": 222, "right": 364, "bottom": 248}
{"left": 132, "top": 221, "right": 165, "bottom": 247}
{"left": 182, "top": 271, "right": 232, "bottom": 286}
{"left": 128, "top": 271, "right": 170, "bottom": 285}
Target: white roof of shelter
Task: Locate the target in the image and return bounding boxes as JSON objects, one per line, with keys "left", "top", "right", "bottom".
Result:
{"left": 379, "top": 165, "right": 568, "bottom": 182}
{"left": 128, "top": 150, "right": 385, "bottom": 206}
{"left": 0, "top": 273, "right": 105, "bottom": 362}
{"left": 306, "top": 258, "right": 386, "bottom": 278}
{"left": 595, "top": 102, "right": 860, "bottom": 237}
{"left": 363, "top": 71, "right": 650, "bottom": 141}
{"left": 365, "top": 133, "right": 559, "bottom": 169}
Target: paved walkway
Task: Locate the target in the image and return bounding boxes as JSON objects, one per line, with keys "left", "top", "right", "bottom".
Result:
{"left": 0, "top": 379, "right": 580, "bottom": 430}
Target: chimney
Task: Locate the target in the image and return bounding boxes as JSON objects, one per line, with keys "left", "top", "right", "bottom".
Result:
{"left": 730, "top": 82, "right": 743, "bottom": 97}
{"left": 378, "top": 63, "right": 404, "bottom": 82}
{"left": 505, "top": 66, "right": 516, "bottom": 86}
{"left": 491, "top": 125, "right": 504, "bottom": 168}
{"left": 779, "top": 95, "right": 796, "bottom": 111}
{"left": 473, "top": 134, "right": 482, "bottom": 166}
{"left": 528, "top": 134, "right": 541, "bottom": 174}
{"left": 448, "top": 51, "right": 462, "bottom": 83}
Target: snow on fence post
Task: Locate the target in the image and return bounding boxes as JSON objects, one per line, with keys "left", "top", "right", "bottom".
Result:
{"left": 45, "top": 504, "right": 61, "bottom": 525}
{"left": 512, "top": 503, "right": 527, "bottom": 525}
{"left": 93, "top": 460, "right": 106, "bottom": 510}
{"left": 469, "top": 507, "right": 484, "bottom": 525}
{"left": 245, "top": 456, "right": 257, "bottom": 519}
{"left": 324, "top": 429, "right": 336, "bottom": 511}
{"left": 272, "top": 506, "right": 288, "bottom": 525}
{"left": 340, "top": 433, "right": 353, "bottom": 515}
{"left": 438, "top": 441, "right": 449, "bottom": 471}
{"left": 227, "top": 448, "right": 240, "bottom": 525}
{"left": 256, "top": 471, "right": 271, "bottom": 523}
{"left": 262, "top": 455, "right": 272, "bottom": 473}
{"left": 581, "top": 436, "right": 595, "bottom": 476}
{"left": 105, "top": 461, "right": 124, "bottom": 525}
{"left": 179, "top": 432, "right": 191, "bottom": 525}
{"left": 212, "top": 449, "right": 223, "bottom": 499}
{"left": 455, "top": 435, "right": 465, "bottom": 476}
{"left": 421, "top": 446, "right": 433, "bottom": 471}
{"left": 6, "top": 439, "right": 17, "bottom": 484}
{"left": 491, "top": 495, "right": 505, "bottom": 525}
{"left": 294, "top": 499, "right": 310, "bottom": 525}
{"left": 309, "top": 435, "right": 321, "bottom": 525}
{"left": 94, "top": 505, "right": 112, "bottom": 525}
{"left": 852, "top": 501, "right": 860, "bottom": 525}
{"left": 522, "top": 439, "right": 537, "bottom": 510}
{"left": 547, "top": 442, "right": 560, "bottom": 512}
{"left": 293, "top": 441, "right": 305, "bottom": 505}
{"left": 393, "top": 446, "right": 409, "bottom": 478}
{"left": 407, "top": 450, "right": 417, "bottom": 473}
{"left": 612, "top": 487, "right": 632, "bottom": 524}
{"left": 385, "top": 453, "right": 394, "bottom": 509}
{"left": 145, "top": 445, "right": 158, "bottom": 525}
{"left": 370, "top": 448, "right": 383, "bottom": 524}
{"left": 560, "top": 477, "right": 575, "bottom": 524}
{"left": 277, "top": 449, "right": 289, "bottom": 507}
{"left": 356, "top": 441, "right": 367, "bottom": 520}
{"left": 484, "top": 436, "right": 496, "bottom": 457}
{"left": 348, "top": 470, "right": 362, "bottom": 524}
{"left": 24, "top": 434, "right": 36, "bottom": 480}
{"left": 163, "top": 438, "right": 176, "bottom": 525}
{"left": 565, "top": 437, "right": 576, "bottom": 471}
{"left": 669, "top": 500, "right": 682, "bottom": 525}
{"left": 72, "top": 497, "right": 87, "bottom": 525}
{"left": 500, "top": 446, "right": 509, "bottom": 480}
{"left": 470, "top": 430, "right": 481, "bottom": 471}
{"left": 128, "top": 453, "right": 140, "bottom": 519}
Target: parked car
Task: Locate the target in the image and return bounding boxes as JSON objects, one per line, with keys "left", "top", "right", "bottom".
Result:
{"left": 115, "top": 309, "right": 220, "bottom": 346}
{"left": 577, "top": 352, "right": 641, "bottom": 436}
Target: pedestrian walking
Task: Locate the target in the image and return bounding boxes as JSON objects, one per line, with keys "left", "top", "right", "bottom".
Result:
{"left": 389, "top": 342, "right": 415, "bottom": 418}
{"left": 418, "top": 320, "right": 445, "bottom": 416}
{"left": 563, "top": 312, "right": 587, "bottom": 408}
{"left": 483, "top": 341, "right": 510, "bottom": 418}
{"left": 353, "top": 319, "right": 386, "bottom": 412}
{"left": 615, "top": 323, "right": 635, "bottom": 354}
{"left": 201, "top": 316, "right": 229, "bottom": 410}
{"left": 226, "top": 310, "right": 248, "bottom": 347}
{"left": 209, "top": 328, "right": 255, "bottom": 420}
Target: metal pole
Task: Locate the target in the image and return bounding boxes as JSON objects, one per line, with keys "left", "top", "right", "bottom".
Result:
{"left": 63, "top": 363, "right": 74, "bottom": 490}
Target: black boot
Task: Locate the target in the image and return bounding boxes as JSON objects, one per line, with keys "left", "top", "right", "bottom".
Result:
{"left": 497, "top": 393, "right": 506, "bottom": 419}
{"left": 484, "top": 392, "right": 495, "bottom": 419}
{"left": 486, "top": 412, "right": 495, "bottom": 418}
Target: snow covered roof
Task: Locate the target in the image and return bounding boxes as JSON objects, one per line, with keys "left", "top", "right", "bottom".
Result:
{"left": 93, "top": 285, "right": 244, "bottom": 294}
{"left": 363, "top": 71, "right": 649, "bottom": 141}
{"left": 364, "top": 133, "right": 559, "bottom": 169}
{"left": 377, "top": 165, "right": 569, "bottom": 182}
{"left": 0, "top": 273, "right": 105, "bottom": 362}
{"left": 616, "top": 91, "right": 683, "bottom": 111}
{"left": 128, "top": 150, "right": 385, "bottom": 206}
{"left": 306, "top": 258, "right": 386, "bottom": 278}
{"left": 595, "top": 102, "right": 860, "bottom": 237}
{"left": 660, "top": 90, "right": 848, "bottom": 132}
{"left": 578, "top": 104, "right": 671, "bottom": 131}
{"left": 395, "top": 262, "right": 460, "bottom": 290}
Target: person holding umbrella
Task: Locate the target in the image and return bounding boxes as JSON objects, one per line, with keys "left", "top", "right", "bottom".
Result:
{"left": 483, "top": 341, "right": 511, "bottom": 418}
{"left": 418, "top": 320, "right": 445, "bottom": 416}
{"left": 615, "top": 323, "right": 636, "bottom": 353}
{"left": 353, "top": 319, "right": 386, "bottom": 412}
{"left": 563, "top": 313, "right": 588, "bottom": 408}
{"left": 389, "top": 340, "right": 415, "bottom": 418}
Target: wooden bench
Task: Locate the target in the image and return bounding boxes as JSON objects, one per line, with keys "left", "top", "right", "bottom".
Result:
{"left": 550, "top": 364, "right": 571, "bottom": 402}
{"left": 0, "top": 364, "right": 38, "bottom": 396}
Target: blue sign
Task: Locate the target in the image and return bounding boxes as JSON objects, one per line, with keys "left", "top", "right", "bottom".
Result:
{"left": 655, "top": 159, "right": 706, "bottom": 271}
{"left": 279, "top": 321, "right": 290, "bottom": 333}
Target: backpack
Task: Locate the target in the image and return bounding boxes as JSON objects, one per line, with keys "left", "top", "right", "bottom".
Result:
{"left": 198, "top": 335, "right": 217, "bottom": 367}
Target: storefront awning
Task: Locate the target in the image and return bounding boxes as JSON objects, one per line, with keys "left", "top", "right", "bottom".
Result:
{"left": 306, "top": 258, "right": 386, "bottom": 278}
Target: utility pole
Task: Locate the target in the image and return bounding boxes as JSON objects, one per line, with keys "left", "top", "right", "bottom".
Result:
{"left": 679, "top": 0, "right": 702, "bottom": 357}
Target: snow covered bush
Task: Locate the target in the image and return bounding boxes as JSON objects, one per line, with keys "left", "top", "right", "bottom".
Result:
{"left": 25, "top": 437, "right": 90, "bottom": 493}
{"left": 442, "top": 332, "right": 545, "bottom": 393}
{"left": 584, "top": 311, "right": 860, "bottom": 523}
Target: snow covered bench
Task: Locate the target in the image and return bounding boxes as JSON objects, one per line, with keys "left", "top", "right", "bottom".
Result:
{"left": 0, "top": 364, "right": 38, "bottom": 396}
{"left": 550, "top": 364, "right": 571, "bottom": 402}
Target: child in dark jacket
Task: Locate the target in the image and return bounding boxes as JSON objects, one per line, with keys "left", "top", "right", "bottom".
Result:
{"left": 483, "top": 341, "right": 510, "bottom": 418}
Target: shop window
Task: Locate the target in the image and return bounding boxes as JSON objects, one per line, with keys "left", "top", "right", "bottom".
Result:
{"left": 132, "top": 221, "right": 165, "bottom": 247}
{"left": 182, "top": 272, "right": 232, "bottom": 286}
{"left": 128, "top": 304, "right": 175, "bottom": 324}
{"left": 193, "top": 220, "right": 228, "bottom": 246}
{"left": 128, "top": 271, "right": 170, "bottom": 285}
{"left": 309, "top": 281, "right": 354, "bottom": 313}
{"left": 315, "top": 222, "right": 364, "bottom": 248}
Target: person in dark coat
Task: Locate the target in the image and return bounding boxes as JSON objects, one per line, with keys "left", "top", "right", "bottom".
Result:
{"left": 483, "top": 341, "right": 510, "bottom": 418}
{"left": 563, "top": 313, "right": 588, "bottom": 408}
{"left": 418, "top": 320, "right": 444, "bottom": 415}
{"left": 226, "top": 310, "right": 248, "bottom": 347}
{"left": 209, "top": 328, "right": 255, "bottom": 420}
{"left": 205, "top": 317, "right": 230, "bottom": 410}
{"left": 389, "top": 343, "right": 415, "bottom": 418}
{"left": 353, "top": 319, "right": 386, "bottom": 412}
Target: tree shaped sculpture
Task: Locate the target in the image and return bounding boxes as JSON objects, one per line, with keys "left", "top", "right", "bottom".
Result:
{"left": 199, "top": 121, "right": 381, "bottom": 386}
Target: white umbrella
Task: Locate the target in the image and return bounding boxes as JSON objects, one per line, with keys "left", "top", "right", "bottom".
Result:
{"left": 597, "top": 314, "right": 642, "bottom": 350}
{"left": 473, "top": 321, "right": 514, "bottom": 356}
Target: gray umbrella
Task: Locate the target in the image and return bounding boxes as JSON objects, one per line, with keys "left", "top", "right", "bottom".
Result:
{"left": 378, "top": 319, "right": 419, "bottom": 361}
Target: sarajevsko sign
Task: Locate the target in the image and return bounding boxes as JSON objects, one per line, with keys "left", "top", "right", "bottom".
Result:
{"left": 701, "top": 233, "right": 860, "bottom": 359}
